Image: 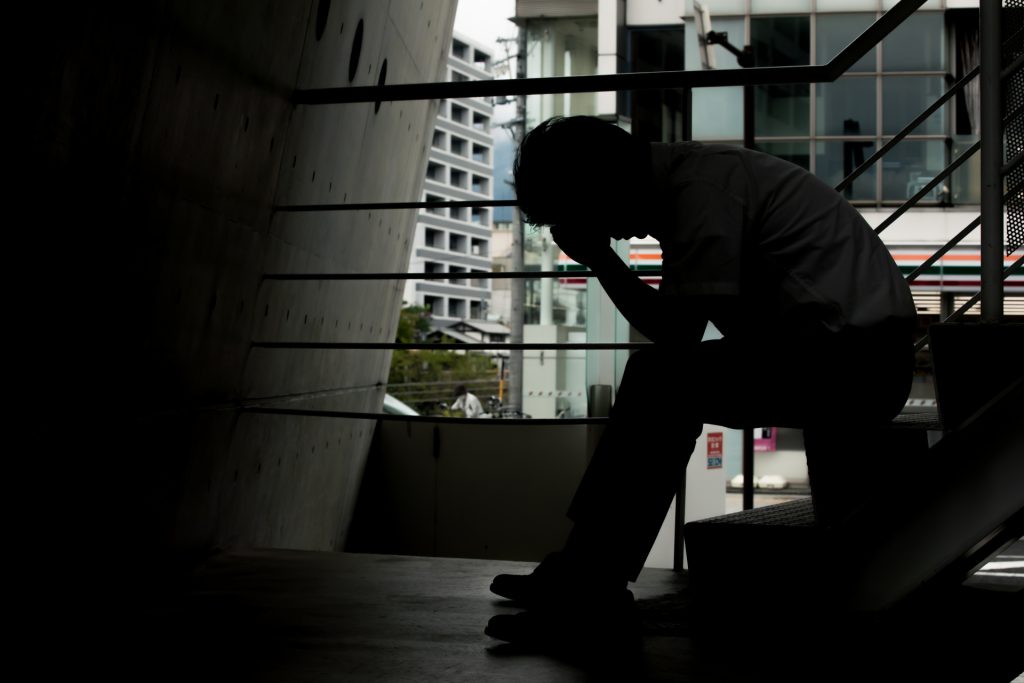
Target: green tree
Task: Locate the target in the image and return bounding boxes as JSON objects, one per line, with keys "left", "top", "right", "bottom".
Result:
{"left": 387, "top": 306, "right": 499, "bottom": 414}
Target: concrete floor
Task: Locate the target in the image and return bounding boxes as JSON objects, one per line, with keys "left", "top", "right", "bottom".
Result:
{"left": 120, "top": 545, "right": 1023, "bottom": 683}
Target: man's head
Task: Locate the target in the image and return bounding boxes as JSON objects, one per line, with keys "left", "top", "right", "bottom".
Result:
{"left": 455, "top": 385, "right": 468, "bottom": 398}
{"left": 513, "top": 116, "right": 651, "bottom": 234}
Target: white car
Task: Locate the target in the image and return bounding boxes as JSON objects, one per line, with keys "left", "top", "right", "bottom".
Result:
{"left": 382, "top": 394, "right": 419, "bottom": 416}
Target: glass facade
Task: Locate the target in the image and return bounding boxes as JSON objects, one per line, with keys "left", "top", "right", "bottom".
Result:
{"left": 682, "top": 7, "right": 972, "bottom": 206}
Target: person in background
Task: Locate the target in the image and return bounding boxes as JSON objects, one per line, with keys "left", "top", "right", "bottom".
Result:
{"left": 452, "top": 385, "right": 484, "bottom": 418}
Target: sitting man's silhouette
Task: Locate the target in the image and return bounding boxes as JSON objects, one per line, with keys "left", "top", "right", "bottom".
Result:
{"left": 485, "top": 116, "right": 916, "bottom": 648}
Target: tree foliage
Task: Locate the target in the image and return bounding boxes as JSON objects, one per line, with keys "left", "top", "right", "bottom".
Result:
{"left": 387, "top": 306, "right": 499, "bottom": 413}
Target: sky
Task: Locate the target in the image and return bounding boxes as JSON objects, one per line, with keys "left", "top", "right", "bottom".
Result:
{"left": 452, "top": 0, "right": 520, "bottom": 216}
{"left": 453, "top": 0, "right": 518, "bottom": 72}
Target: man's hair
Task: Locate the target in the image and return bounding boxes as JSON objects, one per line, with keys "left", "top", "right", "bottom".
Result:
{"left": 513, "top": 116, "right": 647, "bottom": 227}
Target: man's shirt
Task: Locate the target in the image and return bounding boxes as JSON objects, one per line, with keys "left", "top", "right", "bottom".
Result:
{"left": 650, "top": 141, "right": 916, "bottom": 336}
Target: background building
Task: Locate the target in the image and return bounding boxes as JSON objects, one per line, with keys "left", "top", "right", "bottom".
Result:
{"left": 405, "top": 33, "right": 497, "bottom": 323}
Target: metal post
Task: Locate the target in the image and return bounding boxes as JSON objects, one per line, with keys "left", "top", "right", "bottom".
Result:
{"left": 674, "top": 478, "right": 687, "bottom": 571}
{"left": 743, "top": 428, "right": 755, "bottom": 511}
{"left": 743, "top": 84, "right": 755, "bottom": 150}
{"left": 508, "top": 207, "right": 525, "bottom": 412}
{"left": 742, "top": 56, "right": 755, "bottom": 511}
{"left": 981, "top": 0, "right": 1004, "bottom": 323}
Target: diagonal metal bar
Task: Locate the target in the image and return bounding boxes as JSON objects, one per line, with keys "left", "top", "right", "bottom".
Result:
{"left": 251, "top": 342, "right": 653, "bottom": 351}
{"left": 835, "top": 66, "right": 979, "bottom": 193}
{"left": 874, "top": 141, "right": 981, "bottom": 235}
{"left": 914, "top": 255, "right": 1024, "bottom": 351}
{"left": 1003, "top": 150, "right": 1024, "bottom": 177}
{"left": 1004, "top": 50, "right": 1024, "bottom": 80}
{"left": 261, "top": 269, "right": 662, "bottom": 281}
{"left": 292, "top": 0, "right": 924, "bottom": 105}
{"left": 905, "top": 216, "right": 982, "bottom": 283}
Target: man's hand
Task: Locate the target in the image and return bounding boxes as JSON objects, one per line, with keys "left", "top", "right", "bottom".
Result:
{"left": 550, "top": 226, "right": 616, "bottom": 270}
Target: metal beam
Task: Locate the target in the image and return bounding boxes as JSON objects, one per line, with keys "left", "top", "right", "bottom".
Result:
{"left": 980, "top": 0, "right": 1004, "bottom": 323}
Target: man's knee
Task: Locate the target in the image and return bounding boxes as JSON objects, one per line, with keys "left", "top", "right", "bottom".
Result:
{"left": 622, "top": 347, "right": 665, "bottom": 376}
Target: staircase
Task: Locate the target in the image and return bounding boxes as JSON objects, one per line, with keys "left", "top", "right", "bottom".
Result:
{"left": 684, "top": 323, "right": 1024, "bottom": 616}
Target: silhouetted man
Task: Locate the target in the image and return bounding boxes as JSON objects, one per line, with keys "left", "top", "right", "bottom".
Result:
{"left": 485, "top": 116, "right": 916, "bottom": 648}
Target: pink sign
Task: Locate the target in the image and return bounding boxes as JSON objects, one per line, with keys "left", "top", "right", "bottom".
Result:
{"left": 707, "top": 432, "right": 723, "bottom": 469}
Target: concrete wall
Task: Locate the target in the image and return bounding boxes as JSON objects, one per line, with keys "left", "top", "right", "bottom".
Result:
{"left": 350, "top": 419, "right": 726, "bottom": 567}
{"left": 33, "top": 0, "right": 456, "bottom": 570}
{"left": 349, "top": 421, "right": 600, "bottom": 561}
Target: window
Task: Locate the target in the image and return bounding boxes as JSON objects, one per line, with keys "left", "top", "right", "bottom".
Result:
{"left": 451, "top": 70, "right": 470, "bottom": 83}
{"left": 424, "top": 261, "right": 444, "bottom": 274}
{"left": 451, "top": 104, "right": 469, "bottom": 124}
{"left": 882, "top": 12, "right": 945, "bottom": 72}
{"left": 679, "top": 9, "right": 958, "bottom": 205}
{"left": 449, "top": 233, "right": 468, "bottom": 253}
{"left": 470, "top": 301, "right": 483, "bottom": 319}
{"left": 471, "top": 238, "right": 489, "bottom": 257}
{"left": 448, "top": 298, "right": 466, "bottom": 318}
{"left": 682, "top": 10, "right": 961, "bottom": 205}
{"left": 450, "top": 136, "right": 468, "bottom": 157}
{"left": 472, "top": 144, "right": 490, "bottom": 163}
{"left": 816, "top": 13, "right": 875, "bottom": 72}
{"left": 448, "top": 266, "right": 467, "bottom": 285}
{"left": 472, "top": 111, "right": 490, "bottom": 132}
{"left": 471, "top": 208, "right": 489, "bottom": 226}
{"left": 452, "top": 39, "right": 469, "bottom": 61}
{"left": 472, "top": 49, "right": 490, "bottom": 71}
{"left": 450, "top": 168, "right": 468, "bottom": 189}
{"left": 425, "top": 228, "right": 444, "bottom": 248}
{"left": 426, "top": 162, "right": 445, "bottom": 182}
{"left": 425, "top": 194, "right": 446, "bottom": 216}
{"left": 752, "top": 16, "right": 811, "bottom": 137}
{"left": 432, "top": 130, "right": 446, "bottom": 149}
{"left": 424, "top": 295, "right": 443, "bottom": 315}
{"left": 471, "top": 175, "right": 489, "bottom": 195}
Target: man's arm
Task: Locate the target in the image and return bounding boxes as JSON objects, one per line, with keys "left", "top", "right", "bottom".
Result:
{"left": 588, "top": 248, "right": 708, "bottom": 344}
{"left": 551, "top": 227, "right": 711, "bottom": 344}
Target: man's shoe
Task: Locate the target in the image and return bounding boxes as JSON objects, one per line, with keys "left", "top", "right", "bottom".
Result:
{"left": 490, "top": 552, "right": 630, "bottom": 608}
{"left": 485, "top": 599, "right": 640, "bottom": 654}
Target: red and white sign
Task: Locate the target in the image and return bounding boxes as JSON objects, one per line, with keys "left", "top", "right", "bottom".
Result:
{"left": 707, "top": 431, "right": 723, "bottom": 469}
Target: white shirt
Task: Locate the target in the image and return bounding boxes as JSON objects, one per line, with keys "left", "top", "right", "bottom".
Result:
{"left": 651, "top": 142, "right": 915, "bottom": 334}
{"left": 452, "top": 392, "right": 484, "bottom": 418}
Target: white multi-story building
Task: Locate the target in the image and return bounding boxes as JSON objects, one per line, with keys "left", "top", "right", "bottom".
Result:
{"left": 405, "top": 33, "right": 496, "bottom": 323}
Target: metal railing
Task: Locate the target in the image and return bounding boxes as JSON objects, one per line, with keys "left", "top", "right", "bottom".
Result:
{"left": 248, "top": 1, "right": 1019, "bottom": 521}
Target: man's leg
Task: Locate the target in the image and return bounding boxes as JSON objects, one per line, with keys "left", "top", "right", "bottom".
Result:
{"left": 491, "top": 324, "right": 912, "bottom": 598}
{"left": 564, "top": 346, "right": 702, "bottom": 583}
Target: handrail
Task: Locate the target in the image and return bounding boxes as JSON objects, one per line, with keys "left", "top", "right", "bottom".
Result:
{"left": 914, "top": 254, "right": 1023, "bottom": 352}
{"left": 261, "top": 269, "right": 660, "bottom": 281}
{"left": 292, "top": 0, "right": 925, "bottom": 105}
{"left": 243, "top": 406, "right": 607, "bottom": 425}
{"left": 252, "top": 342, "right": 652, "bottom": 351}
{"left": 874, "top": 141, "right": 980, "bottom": 235}
{"left": 275, "top": 199, "right": 517, "bottom": 213}
{"left": 905, "top": 217, "right": 981, "bottom": 283}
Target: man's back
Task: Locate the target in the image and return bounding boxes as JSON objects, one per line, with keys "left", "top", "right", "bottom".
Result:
{"left": 651, "top": 142, "right": 915, "bottom": 336}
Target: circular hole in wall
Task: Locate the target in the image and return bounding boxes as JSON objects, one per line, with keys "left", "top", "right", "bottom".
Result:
{"left": 315, "top": 0, "right": 330, "bottom": 41}
{"left": 349, "top": 19, "right": 364, "bottom": 82}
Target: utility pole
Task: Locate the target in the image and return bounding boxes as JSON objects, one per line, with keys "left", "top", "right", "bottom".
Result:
{"left": 496, "top": 32, "right": 526, "bottom": 414}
